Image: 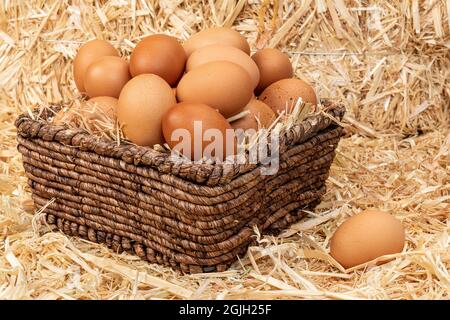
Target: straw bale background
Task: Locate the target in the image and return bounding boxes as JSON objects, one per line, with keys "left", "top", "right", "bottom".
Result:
{"left": 0, "top": 0, "right": 448, "bottom": 299}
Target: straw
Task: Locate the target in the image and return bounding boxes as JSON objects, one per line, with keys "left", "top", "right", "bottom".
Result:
{"left": 0, "top": 0, "right": 449, "bottom": 300}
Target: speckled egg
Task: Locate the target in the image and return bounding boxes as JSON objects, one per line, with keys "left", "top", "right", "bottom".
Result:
{"left": 259, "top": 78, "right": 318, "bottom": 114}
{"left": 231, "top": 99, "right": 275, "bottom": 131}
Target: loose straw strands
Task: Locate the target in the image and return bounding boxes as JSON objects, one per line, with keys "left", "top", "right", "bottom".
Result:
{"left": 0, "top": 0, "right": 449, "bottom": 300}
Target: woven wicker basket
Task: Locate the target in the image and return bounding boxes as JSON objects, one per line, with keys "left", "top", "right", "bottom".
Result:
{"left": 15, "top": 103, "right": 344, "bottom": 273}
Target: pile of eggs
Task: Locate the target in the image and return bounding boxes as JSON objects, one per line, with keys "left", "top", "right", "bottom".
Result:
{"left": 61, "top": 27, "right": 318, "bottom": 160}
{"left": 61, "top": 28, "right": 408, "bottom": 270}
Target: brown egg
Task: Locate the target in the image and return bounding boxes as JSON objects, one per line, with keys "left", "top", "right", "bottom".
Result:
{"left": 53, "top": 107, "right": 75, "bottom": 125}
{"left": 330, "top": 210, "right": 405, "bottom": 269}
{"left": 259, "top": 78, "right": 318, "bottom": 114}
{"left": 129, "top": 34, "right": 186, "bottom": 86}
{"left": 252, "top": 48, "right": 293, "bottom": 94}
{"left": 117, "top": 74, "right": 176, "bottom": 146}
{"left": 231, "top": 99, "right": 275, "bottom": 131}
{"left": 52, "top": 97, "right": 118, "bottom": 135}
{"left": 84, "top": 96, "right": 118, "bottom": 119}
{"left": 78, "top": 97, "right": 118, "bottom": 132}
{"left": 162, "top": 102, "right": 235, "bottom": 161}
{"left": 84, "top": 56, "right": 131, "bottom": 98}
{"left": 177, "top": 61, "right": 253, "bottom": 118}
{"left": 73, "top": 39, "right": 119, "bottom": 93}
{"left": 183, "top": 27, "right": 250, "bottom": 57}
{"left": 186, "top": 45, "right": 260, "bottom": 89}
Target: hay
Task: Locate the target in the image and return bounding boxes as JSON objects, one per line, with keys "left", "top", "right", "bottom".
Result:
{"left": 0, "top": 0, "right": 449, "bottom": 299}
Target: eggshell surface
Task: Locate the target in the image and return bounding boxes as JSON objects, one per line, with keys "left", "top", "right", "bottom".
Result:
{"left": 84, "top": 56, "right": 131, "bottom": 98}
{"left": 162, "top": 102, "right": 235, "bottom": 161}
{"left": 186, "top": 45, "right": 260, "bottom": 89}
{"left": 330, "top": 210, "right": 405, "bottom": 269}
{"left": 85, "top": 96, "right": 118, "bottom": 119}
{"left": 259, "top": 78, "right": 317, "bottom": 114}
{"left": 129, "top": 34, "right": 186, "bottom": 86}
{"left": 252, "top": 48, "right": 293, "bottom": 94}
{"left": 53, "top": 96, "right": 118, "bottom": 131}
{"left": 183, "top": 27, "right": 250, "bottom": 57}
{"left": 73, "top": 39, "right": 119, "bottom": 93}
{"left": 177, "top": 61, "right": 253, "bottom": 118}
{"left": 80, "top": 96, "right": 118, "bottom": 132}
{"left": 231, "top": 99, "right": 275, "bottom": 131}
{"left": 117, "top": 74, "right": 176, "bottom": 146}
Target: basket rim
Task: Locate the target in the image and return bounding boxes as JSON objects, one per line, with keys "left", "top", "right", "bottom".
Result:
{"left": 15, "top": 102, "right": 345, "bottom": 186}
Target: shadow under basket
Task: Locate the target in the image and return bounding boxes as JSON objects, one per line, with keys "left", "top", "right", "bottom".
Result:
{"left": 15, "top": 103, "right": 345, "bottom": 273}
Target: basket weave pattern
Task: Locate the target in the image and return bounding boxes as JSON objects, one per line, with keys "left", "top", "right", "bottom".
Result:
{"left": 16, "top": 105, "right": 344, "bottom": 273}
